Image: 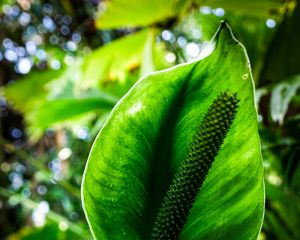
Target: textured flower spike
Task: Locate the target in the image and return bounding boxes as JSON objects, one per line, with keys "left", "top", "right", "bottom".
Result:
{"left": 152, "top": 91, "right": 239, "bottom": 240}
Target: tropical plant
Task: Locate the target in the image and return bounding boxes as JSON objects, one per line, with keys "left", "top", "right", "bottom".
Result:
{"left": 0, "top": 0, "right": 299, "bottom": 239}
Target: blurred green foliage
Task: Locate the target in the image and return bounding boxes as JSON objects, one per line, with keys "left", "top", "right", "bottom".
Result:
{"left": 0, "top": 0, "right": 299, "bottom": 239}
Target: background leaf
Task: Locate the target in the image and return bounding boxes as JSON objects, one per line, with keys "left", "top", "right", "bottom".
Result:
{"left": 82, "top": 23, "right": 264, "bottom": 239}
{"left": 26, "top": 96, "right": 118, "bottom": 138}
{"left": 260, "top": 1, "right": 300, "bottom": 84}
{"left": 81, "top": 30, "right": 149, "bottom": 88}
{"left": 194, "top": 0, "right": 287, "bottom": 18}
{"left": 179, "top": 9, "right": 278, "bottom": 80}
{"left": 1, "top": 69, "right": 65, "bottom": 112}
{"left": 270, "top": 75, "right": 300, "bottom": 124}
{"left": 95, "top": 0, "right": 189, "bottom": 29}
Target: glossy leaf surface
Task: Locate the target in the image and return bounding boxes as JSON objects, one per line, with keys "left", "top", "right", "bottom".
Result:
{"left": 82, "top": 23, "right": 264, "bottom": 239}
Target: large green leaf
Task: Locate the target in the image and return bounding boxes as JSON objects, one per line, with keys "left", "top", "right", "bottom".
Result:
{"left": 82, "top": 22, "right": 264, "bottom": 239}
{"left": 95, "top": 0, "right": 189, "bottom": 29}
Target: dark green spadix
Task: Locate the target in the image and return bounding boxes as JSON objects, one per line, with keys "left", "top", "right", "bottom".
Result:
{"left": 151, "top": 91, "right": 239, "bottom": 240}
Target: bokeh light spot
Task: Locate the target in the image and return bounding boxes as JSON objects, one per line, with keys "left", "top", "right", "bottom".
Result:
{"left": 16, "top": 58, "right": 32, "bottom": 74}
{"left": 266, "top": 19, "right": 276, "bottom": 28}
{"left": 185, "top": 42, "right": 200, "bottom": 58}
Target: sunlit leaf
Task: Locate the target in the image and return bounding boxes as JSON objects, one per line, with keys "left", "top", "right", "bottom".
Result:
{"left": 95, "top": 0, "right": 189, "bottom": 29}
{"left": 81, "top": 30, "right": 148, "bottom": 88}
{"left": 139, "top": 28, "right": 172, "bottom": 78}
{"left": 82, "top": 22, "right": 264, "bottom": 239}
{"left": 139, "top": 29, "right": 156, "bottom": 78}
{"left": 27, "top": 96, "right": 118, "bottom": 139}
{"left": 1, "top": 69, "right": 65, "bottom": 112}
